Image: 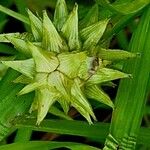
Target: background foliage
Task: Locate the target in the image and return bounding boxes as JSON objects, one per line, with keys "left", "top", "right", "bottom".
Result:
{"left": 0, "top": 0, "right": 150, "bottom": 149}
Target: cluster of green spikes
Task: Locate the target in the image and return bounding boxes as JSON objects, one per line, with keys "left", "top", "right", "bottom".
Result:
{"left": 0, "top": 0, "right": 136, "bottom": 125}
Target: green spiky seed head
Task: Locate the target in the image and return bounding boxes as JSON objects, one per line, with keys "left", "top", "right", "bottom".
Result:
{"left": 1, "top": 0, "right": 136, "bottom": 125}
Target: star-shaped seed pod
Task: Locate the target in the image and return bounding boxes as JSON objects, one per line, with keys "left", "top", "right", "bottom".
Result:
{"left": 1, "top": 0, "right": 136, "bottom": 125}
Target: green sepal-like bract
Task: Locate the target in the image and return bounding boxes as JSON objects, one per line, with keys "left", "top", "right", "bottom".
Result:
{"left": 5, "top": 36, "right": 31, "bottom": 56}
{"left": 97, "top": 47, "right": 139, "bottom": 61}
{"left": 85, "top": 85, "right": 114, "bottom": 108}
{"left": 61, "top": 4, "right": 81, "bottom": 51}
{"left": 57, "top": 52, "right": 87, "bottom": 78}
{"left": 54, "top": 0, "right": 68, "bottom": 31}
{"left": 36, "top": 88, "right": 58, "bottom": 125}
{"left": 27, "top": 9, "right": 42, "bottom": 41}
{"left": 28, "top": 42, "right": 59, "bottom": 73}
{"left": 42, "top": 11, "right": 68, "bottom": 53}
{"left": 80, "top": 19, "right": 109, "bottom": 50}
{"left": 2, "top": 59, "right": 35, "bottom": 79}
{"left": 87, "top": 68, "right": 130, "bottom": 85}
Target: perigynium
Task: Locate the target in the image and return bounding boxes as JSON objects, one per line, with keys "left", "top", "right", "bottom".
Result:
{"left": 0, "top": 0, "right": 136, "bottom": 125}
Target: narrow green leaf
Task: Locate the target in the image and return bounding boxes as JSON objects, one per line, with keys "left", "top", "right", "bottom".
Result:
{"left": 14, "top": 128, "right": 32, "bottom": 142}
{"left": 0, "top": 5, "right": 29, "bottom": 24}
{"left": 104, "top": 5, "right": 150, "bottom": 150}
{"left": 14, "top": 0, "right": 30, "bottom": 31}
{"left": 0, "top": 43, "right": 16, "bottom": 55}
{"left": 96, "top": 0, "right": 150, "bottom": 14}
{"left": 15, "top": 119, "right": 150, "bottom": 146}
{"left": 116, "top": 30, "right": 129, "bottom": 49}
{"left": 79, "top": 4, "right": 99, "bottom": 29}
{"left": 113, "top": 0, "right": 150, "bottom": 14}
{"left": 0, "top": 69, "right": 33, "bottom": 141}
{"left": 16, "top": 119, "right": 108, "bottom": 141}
{"left": 103, "top": 13, "right": 138, "bottom": 41}
{"left": 0, "top": 141, "right": 100, "bottom": 150}
{"left": 103, "top": 134, "right": 118, "bottom": 150}
{"left": 0, "top": 19, "right": 7, "bottom": 32}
